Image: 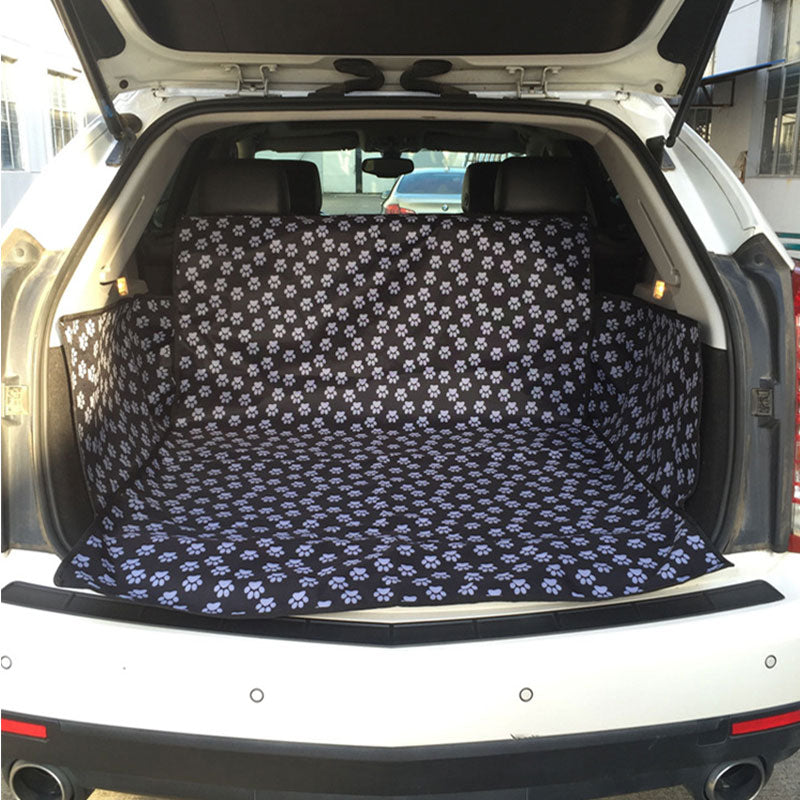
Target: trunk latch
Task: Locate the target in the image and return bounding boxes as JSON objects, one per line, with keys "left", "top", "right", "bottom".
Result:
{"left": 2, "top": 382, "right": 29, "bottom": 419}
{"left": 751, "top": 386, "right": 774, "bottom": 419}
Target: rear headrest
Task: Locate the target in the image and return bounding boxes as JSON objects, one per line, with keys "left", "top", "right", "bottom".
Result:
{"left": 281, "top": 160, "right": 322, "bottom": 214}
{"left": 196, "top": 160, "right": 290, "bottom": 215}
{"left": 494, "top": 157, "right": 586, "bottom": 215}
{"left": 462, "top": 162, "right": 500, "bottom": 213}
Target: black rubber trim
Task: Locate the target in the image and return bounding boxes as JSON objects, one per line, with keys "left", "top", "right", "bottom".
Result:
{"left": 2, "top": 703, "right": 800, "bottom": 799}
{"left": 2, "top": 579, "right": 783, "bottom": 646}
{"left": 125, "top": 0, "right": 661, "bottom": 57}
{"left": 70, "top": 0, "right": 125, "bottom": 59}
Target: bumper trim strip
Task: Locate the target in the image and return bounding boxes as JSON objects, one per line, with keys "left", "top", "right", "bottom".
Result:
{"left": 1, "top": 578, "right": 783, "bottom": 646}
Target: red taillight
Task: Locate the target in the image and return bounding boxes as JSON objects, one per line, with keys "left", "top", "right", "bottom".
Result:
{"left": 731, "top": 708, "right": 800, "bottom": 736}
{"left": 1, "top": 717, "right": 48, "bottom": 739}
{"left": 383, "top": 204, "right": 415, "bottom": 215}
{"left": 792, "top": 265, "right": 800, "bottom": 553}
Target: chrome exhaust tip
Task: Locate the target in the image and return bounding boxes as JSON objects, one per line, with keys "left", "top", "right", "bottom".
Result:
{"left": 8, "top": 761, "right": 73, "bottom": 800}
{"left": 705, "top": 758, "right": 766, "bottom": 800}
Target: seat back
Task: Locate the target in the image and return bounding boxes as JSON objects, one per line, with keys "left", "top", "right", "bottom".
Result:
{"left": 172, "top": 213, "right": 593, "bottom": 432}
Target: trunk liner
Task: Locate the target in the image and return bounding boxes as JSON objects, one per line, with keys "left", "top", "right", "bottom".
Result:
{"left": 55, "top": 213, "right": 729, "bottom": 617}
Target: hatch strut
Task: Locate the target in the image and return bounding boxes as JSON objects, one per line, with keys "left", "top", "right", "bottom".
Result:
{"left": 52, "top": 0, "right": 138, "bottom": 162}
{"left": 665, "top": 0, "right": 734, "bottom": 148}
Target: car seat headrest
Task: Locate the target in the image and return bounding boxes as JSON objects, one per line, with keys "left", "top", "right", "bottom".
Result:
{"left": 462, "top": 162, "right": 500, "bottom": 214}
{"left": 494, "top": 157, "right": 586, "bottom": 215}
{"left": 196, "top": 160, "right": 290, "bottom": 215}
{"left": 280, "top": 160, "right": 323, "bottom": 214}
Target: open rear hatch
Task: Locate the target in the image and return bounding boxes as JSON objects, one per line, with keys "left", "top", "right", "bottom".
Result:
{"left": 41, "top": 1, "right": 739, "bottom": 620}
{"left": 58, "top": 0, "right": 732, "bottom": 101}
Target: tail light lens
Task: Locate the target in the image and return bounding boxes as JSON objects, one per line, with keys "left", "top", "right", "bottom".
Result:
{"left": 731, "top": 707, "right": 800, "bottom": 735}
{"left": 791, "top": 265, "right": 800, "bottom": 553}
{"left": 384, "top": 203, "right": 415, "bottom": 215}
{"left": 1, "top": 717, "right": 48, "bottom": 738}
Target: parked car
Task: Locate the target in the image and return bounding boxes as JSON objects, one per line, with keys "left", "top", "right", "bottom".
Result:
{"left": 381, "top": 167, "right": 466, "bottom": 214}
{"left": 2, "top": 2, "right": 799, "bottom": 800}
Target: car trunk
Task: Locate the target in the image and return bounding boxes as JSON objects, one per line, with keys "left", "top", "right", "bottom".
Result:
{"left": 51, "top": 152, "right": 730, "bottom": 617}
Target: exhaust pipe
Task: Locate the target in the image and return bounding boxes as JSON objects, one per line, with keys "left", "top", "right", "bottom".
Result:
{"left": 705, "top": 758, "right": 766, "bottom": 800}
{"left": 8, "top": 761, "right": 73, "bottom": 800}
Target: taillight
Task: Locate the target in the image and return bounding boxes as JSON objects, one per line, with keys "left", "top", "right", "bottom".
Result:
{"left": 731, "top": 708, "right": 800, "bottom": 735}
{"left": 791, "top": 265, "right": 800, "bottom": 553}
{"left": 383, "top": 203, "right": 415, "bottom": 215}
{"left": 1, "top": 717, "right": 48, "bottom": 739}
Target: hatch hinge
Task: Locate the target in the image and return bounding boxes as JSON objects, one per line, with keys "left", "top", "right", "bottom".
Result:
{"left": 506, "top": 66, "right": 562, "bottom": 99}
{"left": 2, "top": 382, "right": 30, "bottom": 420}
{"left": 222, "top": 63, "right": 278, "bottom": 96}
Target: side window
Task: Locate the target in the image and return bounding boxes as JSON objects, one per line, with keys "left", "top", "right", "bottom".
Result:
{"left": 760, "top": 1, "right": 800, "bottom": 175}
{"left": 1, "top": 56, "right": 22, "bottom": 170}
{"left": 48, "top": 70, "right": 79, "bottom": 155}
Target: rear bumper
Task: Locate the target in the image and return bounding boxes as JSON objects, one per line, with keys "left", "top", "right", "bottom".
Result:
{"left": 2, "top": 550, "right": 800, "bottom": 798}
{"left": 3, "top": 707, "right": 800, "bottom": 800}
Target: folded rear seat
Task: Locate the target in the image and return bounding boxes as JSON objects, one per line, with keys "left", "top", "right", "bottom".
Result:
{"left": 56, "top": 159, "right": 729, "bottom": 618}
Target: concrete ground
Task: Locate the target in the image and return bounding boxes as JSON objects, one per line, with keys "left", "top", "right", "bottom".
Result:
{"left": 2, "top": 750, "right": 798, "bottom": 800}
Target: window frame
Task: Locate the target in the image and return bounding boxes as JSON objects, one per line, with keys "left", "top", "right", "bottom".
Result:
{"left": 48, "top": 69, "right": 79, "bottom": 157}
{"left": 760, "top": 1, "right": 800, "bottom": 175}
{"left": 1, "top": 55, "right": 23, "bottom": 171}
{"left": 760, "top": 63, "right": 800, "bottom": 175}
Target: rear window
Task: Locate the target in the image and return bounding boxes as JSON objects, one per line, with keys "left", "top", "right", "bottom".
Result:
{"left": 253, "top": 149, "right": 503, "bottom": 214}
{"left": 396, "top": 172, "right": 465, "bottom": 195}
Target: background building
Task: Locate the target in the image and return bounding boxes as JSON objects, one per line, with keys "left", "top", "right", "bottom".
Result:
{"left": 691, "top": 0, "right": 799, "bottom": 254}
{"left": 1, "top": 0, "right": 96, "bottom": 225}
{"left": 1, "top": 0, "right": 798, "bottom": 249}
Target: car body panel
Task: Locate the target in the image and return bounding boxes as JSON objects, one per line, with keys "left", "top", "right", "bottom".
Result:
{"left": 2, "top": 71, "right": 798, "bottom": 797}
{"left": 3, "top": 705, "right": 799, "bottom": 799}
{"left": 382, "top": 168, "right": 466, "bottom": 214}
{"left": 2, "top": 549, "right": 800, "bottom": 747}
{"left": 55, "top": 0, "right": 732, "bottom": 102}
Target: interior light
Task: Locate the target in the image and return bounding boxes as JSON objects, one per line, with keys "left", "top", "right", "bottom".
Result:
{"left": 653, "top": 280, "right": 666, "bottom": 300}
{"left": 116, "top": 277, "right": 129, "bottom": 296}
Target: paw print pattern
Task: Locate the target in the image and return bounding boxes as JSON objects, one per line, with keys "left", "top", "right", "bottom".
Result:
{"left": 172, "top": 214, "right": 593, "bottom": 431}
{"left": 588, "top": 295, "right": 702, "bottom": 506}
{"left": 55, "top": 214, "right": 728, "bottom": 618}
{"left": 59, "top": 296, "right": 175, "bottom": 511}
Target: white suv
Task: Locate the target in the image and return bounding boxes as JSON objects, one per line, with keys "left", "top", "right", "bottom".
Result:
{"left": 2, "top": 2, "right": 799, "bottom": 800}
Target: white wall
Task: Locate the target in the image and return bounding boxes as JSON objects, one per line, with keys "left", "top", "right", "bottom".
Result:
{"left": 744, "top": 177, "right": 800, "bottom": 232}
{"left": 709, "top": 0, "right": 800, "bottom": 235}
{"left": 714, "top": 0, "right": 767, "bottom": 74}
{"left": 1, "top": 0, "right": 95, "bottom": 224}
{"left": 709, "top": 73, "right": 758, "bottom": 169}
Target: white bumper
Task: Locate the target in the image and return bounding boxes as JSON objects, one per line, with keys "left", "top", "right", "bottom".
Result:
{"left": 2, "top": 549, "right": 799, "bottom": 747}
